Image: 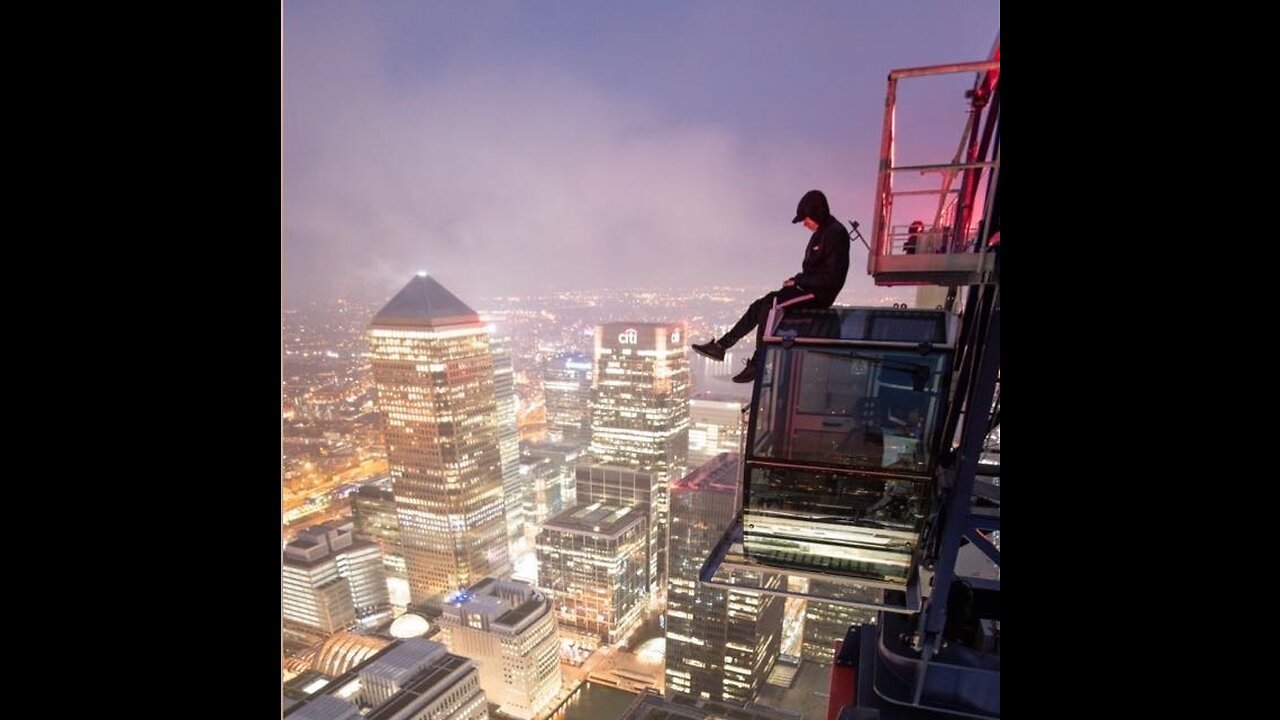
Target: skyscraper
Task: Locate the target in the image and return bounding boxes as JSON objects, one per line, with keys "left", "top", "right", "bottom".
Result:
{"left": 665, "top": 454, "right": 783, "bottom": 703}
{"left": 368, "top": 275, "right": 511, "bottom": 601}
{"left": 799, "top": 581, "right": 877, "bottom": 663}
{"left": 543, "top": 352, "right": 592, "bottom": 447}
{"left": 688, "top": 394, "right": 747, "bottom": 471}
{"left": 491, "top": 333, "right": 525, "bottom": 552}
{"left": 589, "top": 322, "right": 690, "bottom": 477}
{"left": 573, "top": 464, "right": 661, "bottom": 593}
{"left": 536, "top": 502, "right": 648, "bottom": 652}
{"left": 588, "top": 322, "right": 689, "bottom": 590}
{"left": 520, "top": 441, "right": 581, "bottom": 544}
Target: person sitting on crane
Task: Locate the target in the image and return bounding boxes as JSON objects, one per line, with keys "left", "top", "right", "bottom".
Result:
{"left": 691, "top": 189, "right": 850, "bottom": 383}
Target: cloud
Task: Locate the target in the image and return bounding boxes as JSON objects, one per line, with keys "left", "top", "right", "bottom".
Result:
{"left": 283, "top": 6, "right": 912, "bottom": 306}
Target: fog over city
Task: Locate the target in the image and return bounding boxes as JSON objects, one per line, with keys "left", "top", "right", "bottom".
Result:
{"left": 283, "top": 1, "right": 999, "bottom": 305}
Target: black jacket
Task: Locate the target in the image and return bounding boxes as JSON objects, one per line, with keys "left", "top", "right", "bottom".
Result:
{"left": 792, "top": 216, "right": 850, "bottom": 306}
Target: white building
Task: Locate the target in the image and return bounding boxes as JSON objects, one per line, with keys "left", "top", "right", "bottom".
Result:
{"left": 284, "top": 521, "right": 391, "bottom": 638}
{"left": 430, "top": 578, "right": 562, "bottom": 720}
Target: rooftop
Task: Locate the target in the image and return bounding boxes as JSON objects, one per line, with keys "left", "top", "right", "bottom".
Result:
{"left": 435, "top": 578, "right": 549, "bottom": 632}
{"left": 371, "top": 275, "right": 479, "bottom": 329}
{"left": 542, "top": 502, "right": 644, "bottom": 537}
{"left": 672, "top": 453, "right": 740, "bottom": 493}
{"left": 366, "top": 654, "right": 474, "bottom": 720}
{"left": 360, "top": 637, "right": 447, "bottom": 686}
{"left": 493, "top": 597, "right": 545, "bottom": 629}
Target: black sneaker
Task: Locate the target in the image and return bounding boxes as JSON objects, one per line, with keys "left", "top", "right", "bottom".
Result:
{"left": 691, "top": 339, "right": 725, "bottom": 361}
{"left": 732, "top": 356, "right": 758, "bottom": 384}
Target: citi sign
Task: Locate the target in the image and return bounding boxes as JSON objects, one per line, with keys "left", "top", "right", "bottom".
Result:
{"left": 616, "top": 327, "right": 681, "bottom": 345}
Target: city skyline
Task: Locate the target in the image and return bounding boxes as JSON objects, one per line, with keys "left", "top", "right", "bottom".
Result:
{"left": 282, "top": 288, "right": 1001, "bottom": 715}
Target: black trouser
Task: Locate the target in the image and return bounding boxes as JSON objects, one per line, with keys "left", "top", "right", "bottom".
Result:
{"left": 720, "top": 286, "right": 822, "bottom": 348}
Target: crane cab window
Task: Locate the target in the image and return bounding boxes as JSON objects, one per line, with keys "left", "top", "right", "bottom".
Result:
{"left": 751, "top": 345, "right": 947, "bottom": 474}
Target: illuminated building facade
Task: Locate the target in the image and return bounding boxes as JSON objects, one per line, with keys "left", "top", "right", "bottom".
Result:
{"left": 284, "top": 521, "right": 391, "bottom": 641}
{"left": 800, "top": 581, "right": 877, "bottom": 663}
{"left": 491, "top": 333, "right": 526, "bottom": 551}
{"left": 589, "top": 322, "right": 690, "bottom": 476}
{"left": 665, "top": 454, "right": 783, "bottom": 703}
{"left": 588, "top": 322, "right": 689, "bottom": 591}
{"left": 429, "top": 578, "right": 562, "bottom": 720}
{"left": 351, "top": 486, "right": 405, "bottom": 576}
{"left": 520, "top": 442, "right": 580, "bottom": 543}
{"left": 536, "top": 502, "right": 648, "bottom": 650}
{"left": 543, "top": 352, "right": 592, "bottom": 447}
{"left": 573, "top": 464, "right": 660, "bottom": 594}
{"left": 282, "top": 557, "right": 354, "bottom": 643}
{"left": 368, "top": 275, "right": 511, "bottom": 601}
{"left": 688, "top": 395, "right": 746, "bottom": 471}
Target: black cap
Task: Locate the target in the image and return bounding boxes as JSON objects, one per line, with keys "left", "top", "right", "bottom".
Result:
{"left": 792, "top": 189, "right": 830, "bottom": 224}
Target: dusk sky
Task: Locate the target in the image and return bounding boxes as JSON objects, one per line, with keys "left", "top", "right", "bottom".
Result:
{"left": 283, "top": 1, "right": 1000, "bottom": 305}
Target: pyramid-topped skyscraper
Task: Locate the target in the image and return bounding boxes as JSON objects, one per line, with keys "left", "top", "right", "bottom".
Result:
{"left": 368, "top": 274, "right": 511, "bottom": 600}
{"left": 369, "top": 273, "right": 479, "bottom": 328}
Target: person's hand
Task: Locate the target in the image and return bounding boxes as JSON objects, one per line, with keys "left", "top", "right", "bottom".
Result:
{"left": 783, "top": 278, "right": 796, "bottom": 287}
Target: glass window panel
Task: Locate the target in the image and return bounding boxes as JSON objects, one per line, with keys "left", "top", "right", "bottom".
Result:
{"left": 750, "top": 345, "right": 948, "bottom": 474}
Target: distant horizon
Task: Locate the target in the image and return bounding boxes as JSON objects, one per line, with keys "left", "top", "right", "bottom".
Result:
{"left": 282, "top": 276, "right": 914, "bottom": 309}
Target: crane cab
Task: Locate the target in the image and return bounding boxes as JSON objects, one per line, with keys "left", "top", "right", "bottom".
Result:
{"left": 701, "top": 305, "right": 958, "bottom": 612}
